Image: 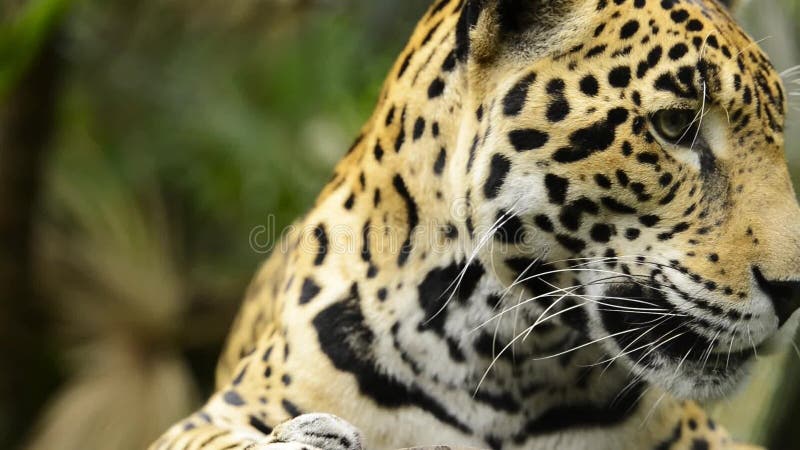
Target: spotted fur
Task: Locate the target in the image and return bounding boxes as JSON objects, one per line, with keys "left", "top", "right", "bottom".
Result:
{"left": 151, "top": 1, "right": 799, "bottom": 449}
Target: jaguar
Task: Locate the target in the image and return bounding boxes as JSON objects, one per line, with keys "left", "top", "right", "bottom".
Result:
{"left": 151, "top": 0, "right": 800, "bottom": 448}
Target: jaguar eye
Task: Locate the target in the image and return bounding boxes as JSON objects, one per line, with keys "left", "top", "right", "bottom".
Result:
{"left": 651, "top": 109, "right": 699, "bottom": 146}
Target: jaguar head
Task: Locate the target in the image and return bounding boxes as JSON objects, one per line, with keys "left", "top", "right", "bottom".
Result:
{"left": 461, "top": 0, "right": 800, "bottom": 399}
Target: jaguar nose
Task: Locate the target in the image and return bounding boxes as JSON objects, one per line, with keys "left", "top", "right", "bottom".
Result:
{"left": 752, "top": 266, "right": 800, "bottom": 327}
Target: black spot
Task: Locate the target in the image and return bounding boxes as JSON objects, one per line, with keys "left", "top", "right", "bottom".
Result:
{"left": 422, "top": 20, "right": 442, "bottom": 45}
{"left": 385, "top": 105, "right": 396, "bottom": 126}
{"left": 594, "top": 173, "right": 612, "bottom": 189}
{"left": 591, "top": 224, "right": 613, "bottom": 243}
{"left": 504, "top": 72, "right": 537, "bottom": 116}
{"left": 232, "top": 364, "right": 248, "bottom": 385}
{"left": 413, "top": 117, "right": 426, "bottom": 140}
{"left": 620, "top": 20, "right": 640, "bottom": 39}
{"left": 467, "top": 135, "right": 479, "bottom": 172}
{"left": 534, "top": 214, "right": 554, "bottom": 232}
{"left": 485, "top": 154, "right": 512, "bottom": 199}
{"left": 547, "top": 99, "right": 570, "bottom": 122}
{"left": 625, "top": 228, "right": 641, "bottom": 240}
{"left": 495, "top": 211, "right": 526, "bottom": 244}
{"left": 639, "top": 215, "right": 660, "bottom": 227}
{"left": 248, "top": 416, "right": 272, "bottom": 435}
{"left": 668, "top": 43, "right": 689, "bottom": 60}
{"left": 659, "top": 181, "right": 682, "bottom": 205}
{"left": 691, "top": 439, "right": 709, "bottom": 450}
{"left": 392, "top": 175, "right": 419, "bottom": 267}
{"left": 556, "top": 235, "right": 587, "bottom": 253}
{"left": 394, "top": 127, "right": 405, "bottom": 152}
{"left": 428, "top": 77, "right": 446, "bottom": 98}
{"left": 671, "top": 9, "right": 689, "bottom": 23}
{"left": 686, "top": 19, "right": 703, "bottom": 32}
{"left": 621, "top": 141, "right": 633, "bottom": 156}
{"left": 673, "top": 222, "right": 690, "bottom": 234}
{"left": 373, "top": 143, "right": 384, "bottom": 162}
{"left": 636, "top": 61, "right": 649, "bottom": 79}
{"left": 609, "top": 66, "right": 631, "bottom": 88}
{"left": 419, "top": 261, "right": 485, "bottom": 334}
{"left": 282, "top": 399, "right": 302, "bottom": 418}
{"left": 361, "top": 220, "right": 372, "bottom": 263}
{"left": 344, "top": 193, "right": 355, "bottom": 210}
{"left": 398, "top": 51, "right": 413, "bottom": 79}
{"left": 430, "top": 0, "right": 448, "bottom": 16}
{"left": 509, "top": 129, "right": 549, "bottom": 151}
{"left": 580, "top": 75, "right": 599, "bottom": 96}
{"left": 648, "top": 45, "right": 663, "bottom": 66}
{"left": 601, "top": 197, "right": 637, "bottom": 214}
{"left": 443, "top": 223, "right": 458, "bottom": 240}
{"left": 637, "top": 152, "right": 659, "bottom": 165}
{"left": 434, "top": 148, "right": 447, "bottom": 175}
{"left": 299, "top": 277, "right": 321, "bottom": 304}
{"left": 346, "top": 134, "right": 364, "bottom": 155}
{"left": 586, "top": 44, "right": 607, "bottom": 58}
{"left": 313, "top": 224, "right": 329, "bottom": 266}
{"left": 546, "top": 78, "right": 565, "bottom": 94}
{"left": 442, "top": 50, "right": 456, "bottom": 71}
{"left": 632, "top": 116, "right": 646, "bottom": 135}
{"left": 552, "top": 108, "right": 628, "bottom": 163}
{"left": 504, "top": 257, "right": 558, "bottom": 303}
{"left": 377, "top": 288, "right": 387, "bottom": 301}
{"left": 559, "top": 198, "right": 599, "bottom": 231}
{"left": 223, "top": 390, "right": 245, "bottom": 406}
{"left": 654, "top": 72, "right": 697, "bottom": 99}
{"left": 559, "top": 206, "right": 581, "bottom": 231}
{"left": 544, "top": 174, "right": 569, "bottom": 204}
{"left": 474, "top": 390, "right": 521, "bottom": 414}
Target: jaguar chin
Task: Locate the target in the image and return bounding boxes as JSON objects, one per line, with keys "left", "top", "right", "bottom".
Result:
{"left": 591, "top": 276, "right": 799, "bottom": 401}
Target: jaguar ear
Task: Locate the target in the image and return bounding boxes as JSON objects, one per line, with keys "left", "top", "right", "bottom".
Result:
{"left": 456, "top": 0, "right": 583, "bottom": 64}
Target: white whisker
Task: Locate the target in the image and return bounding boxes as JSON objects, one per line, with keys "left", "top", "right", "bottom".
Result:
{"left": 530, "top": 327, "right": 644, "bottom": 361}
{"left": 427, "top": 202, "right": 521, "bottom": 326}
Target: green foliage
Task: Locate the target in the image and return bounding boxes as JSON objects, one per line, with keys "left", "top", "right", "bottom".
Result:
{"left": 0, "top": 0, "right": 74, "bottom": 100}
{"left": 52, "top": 2, "right": 423, "bottom": 280}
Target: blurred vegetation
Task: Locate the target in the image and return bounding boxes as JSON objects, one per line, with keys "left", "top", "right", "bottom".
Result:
{"left": 1, "top": 1, "right": 799, "bottom": 449}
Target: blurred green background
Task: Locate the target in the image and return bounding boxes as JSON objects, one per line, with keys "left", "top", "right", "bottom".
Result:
{"left": 1, "top": 1, "right": 800, "bottom": 449}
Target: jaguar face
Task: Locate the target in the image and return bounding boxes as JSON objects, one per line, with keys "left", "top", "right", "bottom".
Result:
{"left": 465, "top": 0, "right": 800, "bottom": 399}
